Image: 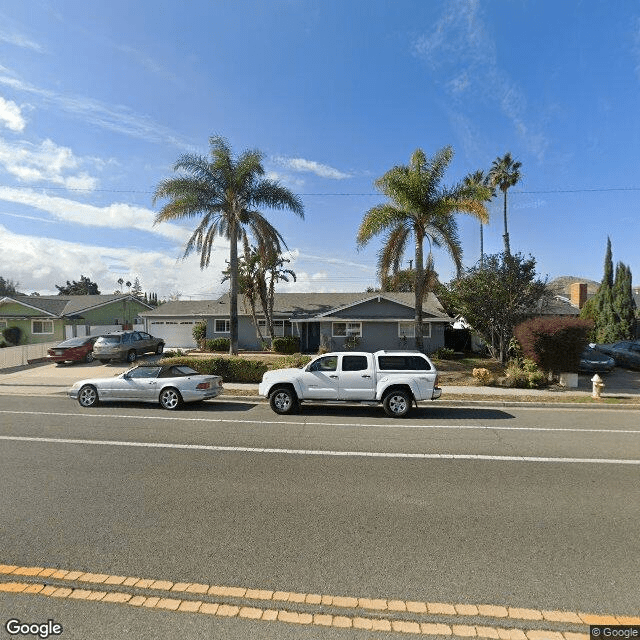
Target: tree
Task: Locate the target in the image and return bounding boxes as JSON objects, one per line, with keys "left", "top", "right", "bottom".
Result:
{"left": 153, "top": 136, "right": 304, "bottom": 354}
{"left": 55, "top": 275, "right": 100, "bottom": 295}
{"left": 357, "top": 146, "right": 489, "bottom": 351}
{"left": 445, "top": 252, "right": 549, "bottom": 363}
{"left": 463, "top": 169, "right": 495, "bottom": 268}
{"left": 131, "top": 277, "right": 143, "bottom": 299}
{"left": 612, "top": 262, "right": 635, "bottom": 340}
{"left": 0, "top": 276, "right": 20, "bottom": 296}
{"left": 488, "top": 152, "right": 522, "bottom": 255}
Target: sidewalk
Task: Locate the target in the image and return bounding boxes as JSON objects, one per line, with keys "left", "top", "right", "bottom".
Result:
{"left": 1, "top": 361, "right": 639, "bottom": 407}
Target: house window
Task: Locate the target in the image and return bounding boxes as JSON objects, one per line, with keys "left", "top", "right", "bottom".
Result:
{"left": 256, "top": 319, "right": 284, "bottom": 337}
{"left": 32, "top": 320, "right": 54, "bottom": 335}
{"left": 332, "top": 322, "right": 361, "bottom": 338}
{"left": 215, "top": 319, "right": 230, "bottom": 333}
{"left": 398, "top": 321, "right": 415, "bottom": 338}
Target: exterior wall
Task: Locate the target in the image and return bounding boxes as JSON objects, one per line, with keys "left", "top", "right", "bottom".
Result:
{"left": 206, "top": 316, "right": 295, "bottom": 350}
{"left": 317, "top": 320, "right": 445, "bottom": 354}
{"left": 0, "top": 303, "right": 64, "bottom": 345}
{"left": 82, "top": 300, "right": 149, "bottom": 326}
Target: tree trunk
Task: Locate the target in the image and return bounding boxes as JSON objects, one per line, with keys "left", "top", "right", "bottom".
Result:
{"left": 228, "top": 217, "right": 239, "bottom": 355}
{"left": 502, "top": 189, "right": 511, "bottom": 255}
{"left": 414, "top": 231, "right": 425, "bottom": 352}
{"left": 480, "top": 223, "right": 484, "bottom": 268}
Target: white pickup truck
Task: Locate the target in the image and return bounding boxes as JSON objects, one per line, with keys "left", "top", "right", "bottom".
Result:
{"left": 259, "top": 350, "right": 441, "bottom": 418}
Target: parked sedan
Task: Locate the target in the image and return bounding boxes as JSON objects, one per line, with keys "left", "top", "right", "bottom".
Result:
{"left": 47, "top": 336, "right": 99, "bottom": 364}
{"left": 594, "top": 341, "right": 640, "bottom": 370}
{"left": 69, "top": 364, "right": 223, "bottom": 410}
{"left": 578, "top": 345, "right": 615, "bottom": 374}
{"left": 92, "top": 330, "right": 164, "bottom": 363}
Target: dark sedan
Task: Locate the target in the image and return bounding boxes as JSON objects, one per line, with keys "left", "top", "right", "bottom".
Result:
{"left": 47, "top": 336, "right": 98, "bottom": 364}
{"left": 594, "top": 341, "right": 640, "bottom": 370}
{"left": 578, "top": 346, "right": 615, "bottom": 374}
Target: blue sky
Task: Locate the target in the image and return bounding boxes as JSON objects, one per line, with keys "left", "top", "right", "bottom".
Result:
{"left": 0, "top": 0, "right": 638, "bottom": 298}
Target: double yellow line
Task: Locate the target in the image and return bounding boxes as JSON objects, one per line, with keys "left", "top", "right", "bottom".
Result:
{"left": 2, "top": 564, "right": 638, "bottom": 638}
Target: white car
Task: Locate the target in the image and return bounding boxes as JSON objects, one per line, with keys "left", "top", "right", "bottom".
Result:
{"left": 69, "top": 364, "right": 223, "bottom": 410}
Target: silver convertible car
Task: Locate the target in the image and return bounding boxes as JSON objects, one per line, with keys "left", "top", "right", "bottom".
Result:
{"left": 69, "top": 364, "right": 223, "bottom": 410}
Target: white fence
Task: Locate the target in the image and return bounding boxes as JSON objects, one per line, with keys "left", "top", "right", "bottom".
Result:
{"left": 0, "top": 342, "right": 57, "bottom": 369}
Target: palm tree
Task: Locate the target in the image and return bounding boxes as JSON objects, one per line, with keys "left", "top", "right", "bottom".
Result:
{"left": 488, "top": 152, "right": 522, "bottom": 255}
{"left": 357, "top": 146, "right": 489, "bottom": 351}
{"left": 153, "top": 136, "right": 304, "bottom": 354}
{"left": 463, "top": 169, "right": 495, "bottom": 268}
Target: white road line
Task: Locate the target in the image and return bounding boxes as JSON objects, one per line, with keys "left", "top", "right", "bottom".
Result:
{"left": 1, "top": 409, "right": 639, "bottom": 434}
{"left": 1, "top": 434, "right": 639, "bottom": 465}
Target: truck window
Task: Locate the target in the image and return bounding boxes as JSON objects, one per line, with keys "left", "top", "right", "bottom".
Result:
{"left": 377, "top": 355, "right": 431, "bottom": 371}
{"left": 342, "top": 355, "right": 368, "bottom": 371}
{"left": 309, "top": 356, "right": 338, "bottom": 372}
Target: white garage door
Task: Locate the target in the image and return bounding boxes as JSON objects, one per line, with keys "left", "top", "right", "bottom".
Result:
{"left": 148, "top": 319, "right": 198, "bottom": 349}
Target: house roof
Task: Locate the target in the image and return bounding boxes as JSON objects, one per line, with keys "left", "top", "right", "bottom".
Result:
{"left": 0, "top": 295, "right": 152, "bottom": 318}
{"left": 141, "top": 292, "right": 451, "bottom": 321}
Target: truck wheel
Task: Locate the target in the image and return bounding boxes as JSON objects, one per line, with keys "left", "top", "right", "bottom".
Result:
{"left": 383, "top": 389, "right": 412, "bottom": 418}
{"left": 269, "top": 387, "right": 298, "bottom": 415}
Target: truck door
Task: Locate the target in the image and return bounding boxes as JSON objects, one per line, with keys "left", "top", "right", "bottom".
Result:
{"left": 338, "top": 354, "right": 376, "bottom": 400}
{"left": 300, "top": 355, "right": 340, "bottom": 399}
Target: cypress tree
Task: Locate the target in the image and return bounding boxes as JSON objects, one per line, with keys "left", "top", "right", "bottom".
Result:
{"left": 594, "top": 237, "right": 617, "bottom": 342}
{"left": 612, "top": 262, "right": 634, "bottom": 340}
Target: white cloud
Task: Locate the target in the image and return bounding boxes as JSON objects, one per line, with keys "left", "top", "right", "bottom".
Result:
{"left": 0, "top": 187, "right": 191, "bottom": 243}
{"left": 413, "top": 0, "right": 548, "bottom": 162}
{"left": 0, "top": 74, "right": 191, "bottom": 148}
{"left": 0, "top": 96, "right": 25, "bottom": 131}
{"left": 274, "top": 156, "right": 351, "bottom": 179}
{"left": 0, "top": 223, "right": 227, "bottom": 298}
{"left": 0, "top": 29, "right": 43, "bottom": 53}
{"left": 0, "top": 138, "right": 98, "bottom": 189}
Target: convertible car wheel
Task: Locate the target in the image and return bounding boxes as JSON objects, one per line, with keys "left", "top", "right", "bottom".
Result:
{"left": 159, "top": 387, "right": 182, "bottom": 410}
{"left": 78, "top": 384, "right": 99, "bottom": 408}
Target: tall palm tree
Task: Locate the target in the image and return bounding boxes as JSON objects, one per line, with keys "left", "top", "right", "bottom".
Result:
{"left": 153, "top": 136, "right": 304, "bottom": 354}
{"left": 463, "top": 169, "right": 495, "bottom": 268}
{"left": 357, "top": 146, "right": 489, "bottom": 351}
{"left": 489, "top": 152, "right": 522, "bottom": 255}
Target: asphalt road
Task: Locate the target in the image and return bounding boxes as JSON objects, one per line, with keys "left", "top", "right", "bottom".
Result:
{"left": 1, "top": 396, "right": 639, "bottom": 639}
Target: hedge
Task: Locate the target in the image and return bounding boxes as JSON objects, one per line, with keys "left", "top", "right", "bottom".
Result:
{"left": 272, "top": 336, "right": 300, "bottom": 354}
{"left": 513, "top": 317, "right": 592, "bottom": 373}
{"left": 204, "top": 338, "right": 230, "bottom": 352}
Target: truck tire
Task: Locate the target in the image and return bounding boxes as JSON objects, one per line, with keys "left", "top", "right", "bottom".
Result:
{"left": 269, "top": 386, "right": 299, "bottom": 415}
{"left": 383, "top": 389, "right": 412, "bottom": 418}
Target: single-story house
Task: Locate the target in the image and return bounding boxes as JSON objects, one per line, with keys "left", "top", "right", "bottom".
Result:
{"left": 141, "top": 292, "right": 452, "bottom": 353}
{"left": 0, "top": 295, "right": 152, "bottom": 345}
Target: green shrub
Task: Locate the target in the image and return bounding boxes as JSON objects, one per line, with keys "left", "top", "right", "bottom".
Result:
{"left": 204, "top": 338, "right": 230, "bottom": 352}
{"left": 272, "top": 336, "right": 300, "bottom": 354}
{"left": 268, "top": 354, "right": 312, "bottom": 370}
{"left": 2, "top": 326, "right": 21, "bottom": 346}
{"left": 433, "top": 346, "right": 455, "bottom": 360}
{"left": 192, "top": 321, "right": 206, "bottom": 347}
{"left": 504, "top": 358, "right": 547, "bottom": 388}
{"left": 159, "top": 356, "right": 268, "bottom": 383}
{"left": 514, "top": 317, "right": 592, "bottom": 373}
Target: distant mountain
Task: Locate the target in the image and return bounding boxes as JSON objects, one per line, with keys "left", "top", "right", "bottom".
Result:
{"left": 547, "top": 276, "right": 600, "bottom": 297}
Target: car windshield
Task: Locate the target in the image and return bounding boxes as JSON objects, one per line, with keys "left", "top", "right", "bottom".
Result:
{"left": 57, "top": 338, "right": 89, "bottom": 347}
{"left": 124, "top": 366, "right": 162, "bottom": 379}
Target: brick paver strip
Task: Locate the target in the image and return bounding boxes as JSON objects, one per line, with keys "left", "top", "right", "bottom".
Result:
{"left": 278, "top": 610, "right": 300, "bottom": 623}
{"left": 69, "top": 589, "right": 92, "bottom": 599}
{"left": 388, "top": 599, "right": 407, "bottom": 611}
{"left": 177, "top": 600, "right": 202, "bottom": 613}
{"left": 562, "top": 633, "right": 589, "bottom": 640}
{"left": 23, "top": 584, "right": 45, "bottom": 594}
{"left": 476, "top": 625, "right": 501, "bottom": 639}
{"left": 428, "top": 602, "right": 457, "bottom": 615}
{"left": 297, "top": 613, "right": 313, "bottom": 625}
{"left": 245, "top": 588, "right": 273, "bottom": 600}
{"left": 261, "top": 609, "right": 278, "bottom": 621}
{"left": 321, "top": 595, "right": 334, "bottom": 605}
{"left": 122, "top": 577, "right": 139, "bottom": 587}
{"left": 41, "top": 586, "right": 58, "bottom": 596}
{"left": 239, "top": 606, "right": 263, "bottom": 619}
{"left": 104, "top": 576, "right": 126, "bottom": 585}
{"left": 51, "top": 587, "right": 73, "bottom": 598}
{"left": 37, "top": 569, "right": 57, "bottom": 578}
{"left": 184, "top": 583, "right": 208, "bottom": 594}
{"left": 128, "top": 596, "right": 147, "bottom": 607}
{"left": 64, "top": 571, "right": 83, "bottom": 580}
{"left": 150, "top": 580, "right": 173, "bottom": 591}
{"left": 102, "top": 592, "right": 131, "bottom": 603}
{"left": 453, "top": 624, "right": 478, "bottom": 636}
{"left": 199, "top": 603, "right": 219, "bottom": 615}
{"left": 142, "top": 596, "right": 160, "bottom": 608}
{"left": 457, "top": 604, "right": 480, "bottom": 616}
{"left": 371, "top": 619, "right": 392, "bottom": 632}
{"left": 287, "top": 591, "right": 306, "bottom": 603}
{"left": 407, "top": 601, "right": 428, "bottom": 613}
{"left": 508, "top": 608, "right": 543, "bottom": 621}
{"left": 352, "top": 617, "right": 373, "bottom": 630}
{"left": 272, "top": 591, "right": 290, "bottom": 601}
{"left": 305, "top": 593, "right": 322, "bottom": 604}
{"left": 498, "top": 629, "right": 528, "bottom": 640}
{"left": 216, "top": 604, "right": 240, "bottom": 617}
{"left": 156, "top": 598, "right": 181, "bottom": 610}
{"left": 332, "top": 615, "right": 352, "bottom": 628}
{"left": 0, "top": 565, "right": 18, "bottom": 573}
{"left": 134, "top": 579, "right": 154, "bottom": 589}
{"left": 541, "top": 611, "right": 583, "bottom": 624}
{"left": 526, "top": 631, "right": 564, "bottom": 640}
{"left": 421, "top": 623, "right": 453, "bottom": 636}
{"left": 86, "top": 591, "right": 106, "bottom": 601}
{"left": 51, "top": 570, "right": 69, "bottom": 579}
{"left": 170, "top": 582, "right": 191, "bottom": 592}
{"left": 392, "top": 620, "right": 421, "bottom": 634}
{"left": 618, "top": 617, "right": 640, "bottom": 625}
{"left": 78, "top": 573, "right": 109, "bottom": 583}
{"left": 0, "top": 582, "right": 27, "bottom": 592}
{"left": 13, "top": 566, "right": 44, "bottom": 576}
{"left": 333, "top": 596, "right": 358, "bottom": 607}
{"left": 478, "top": 605, "right": 509, "bottom": 618}
{"left": 578, "top": 614, "right": 619, "bottom": 625}
{"left": 314, "top": 614, "right": 333, "bottom": 626}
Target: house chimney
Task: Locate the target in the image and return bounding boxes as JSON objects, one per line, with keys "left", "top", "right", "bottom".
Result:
{"left": 570, "top": 282, "right": 587, "bottom": 309}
